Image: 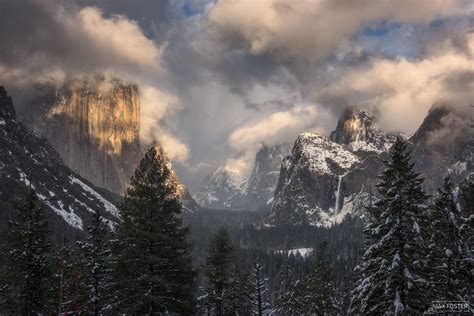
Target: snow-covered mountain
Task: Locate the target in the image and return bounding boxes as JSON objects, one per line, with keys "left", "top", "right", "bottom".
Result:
{"left": 195, "top": 143, "right": 291, "bottom": 209}
{"left": 270, "top": 105, "right": 473, "bottom": 227}
{"left": 0, "top": 86, "right": 120, "bottom": 238}
{"left": 270, "top": 108, "right": 394, "bottom": 226}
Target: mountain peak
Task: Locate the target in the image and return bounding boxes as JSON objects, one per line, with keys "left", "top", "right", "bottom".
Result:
{"left": 0, "top": 86, "right": 16, "bottom": 119}
{"left": 410, "top": 104, "right": 452, "bottom": 146}
{"left": 330, "top": 107, "right": 393, "bottom": 153}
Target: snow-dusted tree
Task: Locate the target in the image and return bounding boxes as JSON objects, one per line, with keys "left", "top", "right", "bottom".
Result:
{"left": 350, "top": 137, "right": 431, "bottom": 314}
{"left": 251, "top": 263, "right": 270, "bottom": 316}
{"left": 457, "top": 178, "right": 474, "bottom": 304}
{"left": 426, "top": 177, "right": 466, "bottom": 301}
{"left": 305, "top": 241, "right": 338, "bottom": 315}
{"left": 274, "top": 254, "right": 305, "bottom": 315}
{"left": 227, "top": 265, "right": 252, "bottom": 315}
{"left": 111, "top": 147, "right": 195, "bottom": 314}
{"left": 203, "top": 227, "right": 235, "bottom": 315}
{"left": 0, "top": 190, "right": 53, "bottom": 314}
{"left": 77, "top": 211, "right": 112, "bottom": 315}
{"left": 54, "top": 238, "right": 88, "bottom": 314}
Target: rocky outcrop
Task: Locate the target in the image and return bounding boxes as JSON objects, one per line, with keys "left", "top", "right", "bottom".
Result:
{"left": 22, "top": 77, "right": 141, "bottom": 195}
{"left": 195, "top": 143, "right": 291, "bottom": 209}
{"left": 0, "top": 86, "right": 120, "bottom": 239}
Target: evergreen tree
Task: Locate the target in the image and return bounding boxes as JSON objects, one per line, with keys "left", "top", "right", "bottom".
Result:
{"left": 54, "top": 238, "right": 88, "bottom": 314}
{"left": 203, "top": 227, "right": 235, "bottom": 315}
{"left": 77, "top": 211, "right": 113, "bottom": 315}
{"left": 251, "top": 263, "right": 269, "bottom": 316}
{"left": 274, "top": 254, "right": 305, "bottom": 315}
{"left": 350, "top": 137, "right": 431, "bottom": 314}
{"left": 457, "top": 178, "right": 474, "bottom": 304}
{"left": 0, "top": 190, "right": 53, "bottom": 314}
{"left": 227, "top": 264, "right": 252, "bottom": 315}
{"left": 427, "top": 178, "right": 463, "bottom": 301}
{"left": 305, "top": 241, "right": 337, "bottom": 315}
{"left": 111, "top": 147, "right": 195, "bottom": 314}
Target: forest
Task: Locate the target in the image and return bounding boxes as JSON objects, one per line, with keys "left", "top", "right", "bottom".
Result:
{"left": 0, "top": 137, "right": 472, "bottom": 315}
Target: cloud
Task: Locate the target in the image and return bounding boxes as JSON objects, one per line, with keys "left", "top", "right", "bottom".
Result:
{"left": 139, "top": 86, "right": 190, "bottom": 162}
{"left": 315, "top": 33, "right": 474, "bottom": 133}
{"left": 0, "top": 0, "right": 163, "bottom": 85}
{"left": 207, "top": 0, "right": 464, "bottom": 64}
{"left": 228, "top": 105, "right": 328, "bottom": 151}
{"left": 0, "top": 0, "right": 190, "bottom": 162}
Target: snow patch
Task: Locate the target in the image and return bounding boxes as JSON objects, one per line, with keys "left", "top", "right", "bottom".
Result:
{"left": 69, "top": 176, "right": 119, "bottom": 218}
{"left": 277, "top": 248, "right": 313, "bottom": 258}
{"left": 296, "top": 133, "right": 360, "bottom": 175}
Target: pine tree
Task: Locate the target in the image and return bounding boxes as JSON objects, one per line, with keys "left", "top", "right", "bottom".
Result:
{"left": 203, "top": 227, "right": 235, "bottom": 315}
{"left": 350, "top": 136, "right": 431, "bottom": 314}
{"left": 251, "top": 263, "right": 269, "bottom": 316}
{"left": 227, "top": 264, "right": 252, "bottom": 315}
{"left": 77, "top": 211, "right": 112, "bottom": 315}
{"left": 0, "top": 190, "right": 53, "bottom": 314}
{"left": 427, "top": 177, "right": 463, "bottom": 301}
{"left": 305, "top": 241, "right": 337, "bottom": 315}
{"left": 54, "top": 238, "right": 88, "bottom": 314}
{"left": 457, "top": 178, "right": 474, "bottom": 304}
{"left": 111, "top": 147, "right": 196, "bottom": 314}
{"left": 274, "top": 254, "right": 305, "bottom": 315}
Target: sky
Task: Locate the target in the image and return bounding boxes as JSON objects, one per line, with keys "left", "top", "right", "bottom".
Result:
{"left": 0, "top": 0, "right": 473, "bottom": 189}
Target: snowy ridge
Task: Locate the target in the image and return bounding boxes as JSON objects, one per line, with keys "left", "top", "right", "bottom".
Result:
{"left": 0, "top": 86, "right": 120, "bottom": 234}
{"left": 296, "top": 133, "right": 360, "bottom": 175}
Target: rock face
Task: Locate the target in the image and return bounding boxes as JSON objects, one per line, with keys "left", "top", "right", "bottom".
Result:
{"left": 270, "top": 105, "right": 473, "bottom": 226}
{"left": 0, "top": 86, "right": 120, "bottom": 238}
{"left": 245, "top": 144, "right": 292, "bottom": 208}
{"left": 22, "top": 77, "right": 141, "bottom": 195}
{"left": 330, "top": 107, "right": 394, "bottom": 154}
{"left": 195, "top": 143, "right": 291, "bottom": 209}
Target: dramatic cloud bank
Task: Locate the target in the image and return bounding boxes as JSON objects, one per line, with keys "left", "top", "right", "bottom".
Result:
{"left": 208, "top": 0, "right": 462, "bottom": 63}
{"left": 228, "top": 105, "right": 326, "bottom": 151}
{"left": 316, "top": 33, "right": 474, "bottom": 132}
{"left": 0, "top": 0, "right": 471, "bottom": 188}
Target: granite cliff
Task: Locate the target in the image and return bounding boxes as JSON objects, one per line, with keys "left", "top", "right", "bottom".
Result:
{"left": 23, "top": 77, "right": 141, "bottom": 195}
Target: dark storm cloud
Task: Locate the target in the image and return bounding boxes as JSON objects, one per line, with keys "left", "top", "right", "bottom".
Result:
{"left": 76, "top": 0, "right": 172, "bottom": 40}
{"left": 0, "top": 0, "right": 161, "bottom": 84}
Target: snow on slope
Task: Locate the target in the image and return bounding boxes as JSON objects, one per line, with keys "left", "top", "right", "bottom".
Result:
{"left": 294, "top": 133, "right": 360, "bottom": 175}
{"left": 0, "top": 86, "right": 120, "bottom": 235}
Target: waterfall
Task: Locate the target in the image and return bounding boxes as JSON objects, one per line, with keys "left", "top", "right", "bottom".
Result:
{"left": 334, "top": 175, "right": 343, "bottom": 213}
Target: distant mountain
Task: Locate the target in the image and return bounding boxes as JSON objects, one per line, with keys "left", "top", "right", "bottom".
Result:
{"left": 195, "top": 143, "right": 291, "bottom": 209}
{"left": 0, "top": 86, "right": 120, "bottom": 239}
{"left": 270, "top": 105, "right": 473, "bottom": 226}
